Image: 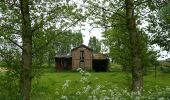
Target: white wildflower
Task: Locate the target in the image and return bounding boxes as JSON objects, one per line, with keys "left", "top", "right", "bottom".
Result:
{"left": 55, "top": 91, "right": 59, "bottom": 95}
{"left": 85, "top": 72, "right": 91, "bottom": 76}
{"left": 158, "top": 97, "right": 165, "bottom": 100}
{"left": 77, "top": 67, "right": 82, "bottom": 72}
{"left": 80, "top": 70, "right": 85, "bottom": 75}
{"left": 92, "top": 90, "right": 97, "bottom": 95}
{"left": 102, "top": 90, "right": 106, "bottom": 93}
{"left": 100, "top": 96, "right": 110, "bottom": 100}
{"left": 134, "top": 96, "right": 141, "bottom": 100}
{"left": 62, "top": 80, "right": 71, "bottom": 89}
{"left": 83, "top": 85, "right": 91, "bottom": 93}
{"left": 92, "top": 95, "right": 98, "bottom": 100}
{"left": 80, "top": 77, "right": 88, "bottom": 83}
{"left": 166, "top": 86, "right": 170, "bottom": 91}
{"left": 88, "top": 96, "right": 93, "bottom": 100}
{"left": 60, "top": 95, "right": 68, "bottom": 100}
{"left": 136, "top": 91, "right": 141, "bottom": 96}
{"left": 96, "top": 85, "right": 102, "bottom": 91}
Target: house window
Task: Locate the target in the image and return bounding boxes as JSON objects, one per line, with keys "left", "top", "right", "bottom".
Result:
{"left": 80, "top": 50, "right": 84, "bottom": 62}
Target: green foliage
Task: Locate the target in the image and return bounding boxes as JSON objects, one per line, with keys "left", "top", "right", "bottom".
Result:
{"left": 159, "top": 3, "right": 170, "bottom": 28}
{"left": 148, "top": 0, "right": 170, "bottom": 52}
{"left": 0, "top": 1, "right": 85, "bottom": 99}
{"left": 0, "top": 41, "right": 21, "bottom": 99}
{"left": 102, "top": 26, "right": 158, "bottom": 72}
{"left": 86, "top": 0, "right": 160, "bottom": 74}
{"left": 157, "top": 2, "right": 170, "bottom": 51}
{"left": 102, "top": 27, "right": 131, "bottom": 70}
{"left": 109, "top": 63, "right": 122, "bottom": 72}
{"left": 0, "top": 71, "right": 20, "bottom": 99}
{"left": 88, "top": 36, "right": 101, "bottom": 53}
{"left": 160, "top": 66, "right": 170, "bottom": 73}
{"left": 0, "top": 42, "right": 21, "bottom": 74}
{"left": 0, "top": 0, "right": 85, "bottom": 71}
{"left": 55, "top": 31, "right": 83, "bottom": 54}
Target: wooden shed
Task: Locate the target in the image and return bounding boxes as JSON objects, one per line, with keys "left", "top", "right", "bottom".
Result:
{"left": 55, "top": 44, "right": 109, "bottom": 71}
{"left": 71, "top": 44, "right": 93, "bottom": 70}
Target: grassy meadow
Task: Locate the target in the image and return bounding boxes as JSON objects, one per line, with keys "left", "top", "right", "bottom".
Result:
{"left": 30, "top": 70, "right": 170, "bottom": 100}
{"left": 33, "top": 71, "right": 170, "bottom": 90}
{"left": 0, "top": 67, "right": 170, "bottom": 100}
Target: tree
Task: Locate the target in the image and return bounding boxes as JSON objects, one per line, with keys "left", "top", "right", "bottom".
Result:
{"left": 55, "top": 31, "right": 83, "bottom": 54}
{"left": 85, "top": 0, "right": 164, "bottom": 91}
{"left": 102, "top": 27, "right": 131, "bottom": 71}
{"left": 101, "top": 10, "right": 131, "bottom": 71}
{"left": 71, "top": 32, "right": 84, "bottom": 48}
{"left": 103, "top": 27, "right": 158, "bottom": 73}
{"left": 0, "top": 0, "right": 84, "bottom": 99}
{"left": 18, "top": 0, "right": 32, "bottom": 99}
{"left": 124, "top": 0, "right": 143, "bottom": 91}
{"left": 88, "top": 36, "right": 101, "bottom": 53}
{"left": 151, "top": 1, "right": 170, "bottom": 52}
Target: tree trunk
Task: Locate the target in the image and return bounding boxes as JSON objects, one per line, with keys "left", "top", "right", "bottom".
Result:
{"left": 19, "top": 0, "right": 32, "bottom": 100}
{"left": 125, "top": 0, "right": 143, "bottom": 91}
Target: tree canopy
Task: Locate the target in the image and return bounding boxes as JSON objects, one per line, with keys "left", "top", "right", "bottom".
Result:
{"left": 88, "top": 36, "right": 101, "bottom": 53}
{"left": 151, "top": 1, "right": 170, "bottom": 52}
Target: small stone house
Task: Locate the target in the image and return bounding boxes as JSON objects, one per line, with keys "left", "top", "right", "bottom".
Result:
{"left": 55, "top": 44, "right": 109, "bottom": 72}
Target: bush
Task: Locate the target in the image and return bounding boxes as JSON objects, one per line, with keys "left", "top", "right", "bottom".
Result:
{"left": 0, "top": 71, "right": 21, "bottom": 100}
{"left": 109, "top": 63, "right": 122, "bottom": 72}
{"left": 160, "top": 66, "right": 170, "bottom": 73}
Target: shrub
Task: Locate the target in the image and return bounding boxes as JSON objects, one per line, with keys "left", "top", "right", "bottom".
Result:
{"left": 160, "top": 66, "right": 170, "bottom": 73}
{"left": 0, "top": 71, "right": 21, "bottom": 100}
{"left": 109, "top": 63, "right": 122, "bottom": 72}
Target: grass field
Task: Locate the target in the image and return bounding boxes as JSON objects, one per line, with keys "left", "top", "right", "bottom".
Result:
{"left": 34, "top": 71, "right": 170, "bottom": 89}
{"left": 29, "top": 70, "right": 170, "bottom": 99}
{"left": 0, "top": 69, "right": 170, "bottom": 99}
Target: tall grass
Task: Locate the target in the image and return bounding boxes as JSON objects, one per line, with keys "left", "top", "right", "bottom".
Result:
{"left": 0, "top": 68, "right": 170, "bottom": 99}
{"left": 31, "top": 68, "right": 170, "bottom": 100}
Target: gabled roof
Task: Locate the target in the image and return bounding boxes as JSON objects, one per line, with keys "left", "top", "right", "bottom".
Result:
{"left": 71, "top": 44, "right": 93, "bottom": 51}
